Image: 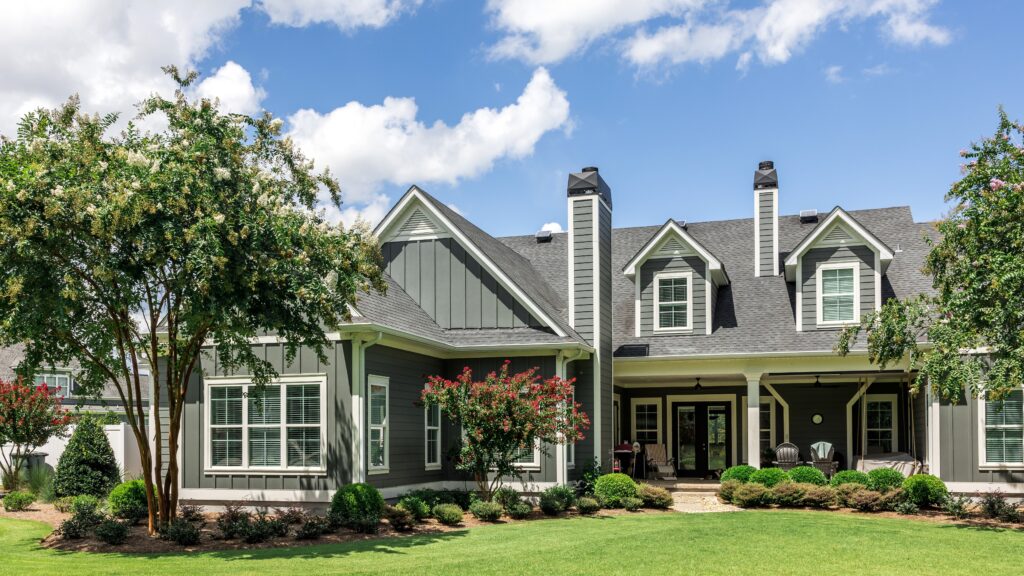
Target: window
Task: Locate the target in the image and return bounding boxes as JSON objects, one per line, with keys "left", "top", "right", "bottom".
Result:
{"left": 632, "top": 399, "right": 662, "bottom": 446}
{"left": 34, "top": 372, "right": 72, "bottom": 398}
{"left": 512, "top": 440, "right": 541, "bottom": 469}
{"left": 758, "top": 402, "right": 775, "bottom": 453}
{"left": 368, "top": 375, "right": 389, "bottom": 473}
{"left": 817, "top": 263, "right": 859, "bottom": 325}
{"left": 205, "top": 376, "right": 326, "bottom": 473}
{"left": 653, "top": 272, "right": 692, "bottom": 331}
{"left": 425, "top": 403, "right": 441, "bottom": 470}
{"left": 864, "top": 394, "right": 897, "bottom": 454}
{"left": 981, "top": 390, "right": 1024, "bottom": 467}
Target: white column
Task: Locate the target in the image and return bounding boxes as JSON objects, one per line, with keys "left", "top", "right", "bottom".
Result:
{"left": 746, "top": 376, "right": 762, "bottom": 468}
{"left": 554, "top": 352, "right": 567, "bottom": 486}
{"left": 350, "top": 338, "right": 364, "bottom": 484}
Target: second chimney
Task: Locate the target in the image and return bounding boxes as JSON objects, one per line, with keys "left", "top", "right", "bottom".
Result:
{"left": 754, "top": 160, "right": 779, "bottom": 277}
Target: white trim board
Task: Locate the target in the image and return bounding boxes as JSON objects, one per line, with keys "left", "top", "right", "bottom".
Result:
{"left": 630, "top": 397, "right": 663, "bottom": 446}
{"left": 652, "top": 270, "right": 693, "bottom": 333}
{"left": 622, "top": 219, "right": 728, "bottom": 286}
{"left": 815, "top": 261, "right": 861, "bottom": 327}
{"left": 783, "top": 206, "right": 894, "bottom": 282}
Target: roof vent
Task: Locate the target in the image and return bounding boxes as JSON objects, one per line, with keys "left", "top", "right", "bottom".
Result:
{"left": 799, "top": 209, "right": 819, "bottom": 223}
{"left": 677, "top": 219, "right": 687, "bottom": 230}
{"left": 535, "top": 229, "right": 553, "bottom": 243}
{"left": 615, "top": 344, "right": 649, "bottom": 358}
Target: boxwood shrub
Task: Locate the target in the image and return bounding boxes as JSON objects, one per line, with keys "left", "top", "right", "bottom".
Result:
{"left": 432, "top": 503, "right": 463, "bottom": 526}
{"left": 2, "top": 490, "right": 35, "bottom": 512}
{"left": 594, "top": 473, "right": 638, "bottom": 507}
{"left": 902, "top": 474, "right": 948, "bottom": 508}
{"left": 829, "top": 470, "right": 870, "bottom": 487}
{"left": 108, "top": 479, "right": 148, "bottom": 524}
{"left": 787, "top": 466, "right": 827, "bottom": 486}
{"left": 637, "top": 483, "right": 673, "bottom": 509}
{"left": 506, "top": 501, "right": 533, "bottom": 519}
{"left": 718, "top": 479, "right": 741, "bottom": 503}
{"left": 576, "top": 497, "right": 601, "bottom": 515}
{"left": 469, "top": 500, "right": 504, "bottom": 522}
{"left": 771, "top": 482, "right": 808, "bottom": 507}
{"left": 396, "top": 496, "right": 430, "bottom": 522}
{"left": 330, "top": 483, "right": 384, "bottom": 533}
{"left": 720, "top": 465, "right": 756, "bottom": 483}
{"left": 731, "top": 483, "right": 771, "bottom": 507}
{"left": 867, "top": 468, "right": 906, "bottom": 493}
{"left": 749, "top": 467, "right": 789, "bottom": 488}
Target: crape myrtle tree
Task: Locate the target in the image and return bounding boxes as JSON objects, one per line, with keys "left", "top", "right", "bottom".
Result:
{"left": 421, "top": 361, "right": 589, "bottom": 500}
{"left": 836, "top": 109, "right": 1024, "bottom": 401}
{"left": 0, "top": 379, "right": 73, "bottom": 490}
{"left": 0, "top": 67, "right": 385, "bottom": 533}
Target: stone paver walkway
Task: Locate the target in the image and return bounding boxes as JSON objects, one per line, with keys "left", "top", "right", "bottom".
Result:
{"left": 670, "top": 490, "right": 740, "bottom": 513}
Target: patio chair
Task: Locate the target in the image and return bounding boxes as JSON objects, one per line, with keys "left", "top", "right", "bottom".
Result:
{"left": 644, "top": 444, "right": 676, "bottom": 481}
{"left": 809, "top": 442, "right": 838, "bottom": 478}
{"left": 771, "top": 442, "right": 801, "bottom": 471}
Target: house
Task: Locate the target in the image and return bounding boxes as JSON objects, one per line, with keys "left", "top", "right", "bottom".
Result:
{"left": 175, "top": 161, "right": 1022, "bottom": 505}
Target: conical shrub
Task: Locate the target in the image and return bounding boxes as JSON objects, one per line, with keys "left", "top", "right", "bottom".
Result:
{"left": 54, "top": 416, "right": 120, "bottom": 497}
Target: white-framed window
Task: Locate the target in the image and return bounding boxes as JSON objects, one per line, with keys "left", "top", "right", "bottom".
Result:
{"left": 368, "top": 375, "right": 390, "bottom": 473}
{"left": 816, "top": 262, "right": 860, "bottom": 325}
{"left": 979, "top": 389, "right": 1023, "bottom": 468}
{"left": 512, "top": 439, "right": 541, "bottom": 470}
{"left": 34, "top": 372, "right": 72, "bottom": 398}
{"left": 653, "top": 271, "right": 692, "bottom": 332}
{"left": 863, "top": 394, "right": 898, "bottom": 454}
{"left": 631, "top": 398, "right": 662, "bottom": 446}
{"left": 741, "top": 397, "right": 776, "bottom": 456}
{"left": 425, "top": 403, "right": 441, "bottom": 470}
{"left": 204, "top": 375, "right": 327, "bottom": 474}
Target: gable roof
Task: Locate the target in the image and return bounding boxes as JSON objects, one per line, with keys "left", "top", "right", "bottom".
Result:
{"left": 783, "top": 206, "right": 895, "bottom": 281}
{"left": 622, "top": 219, "right": 729, "bottom": 285}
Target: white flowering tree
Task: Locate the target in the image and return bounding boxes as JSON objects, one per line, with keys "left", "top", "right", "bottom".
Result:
{"left": 0, "top": 67, "right": 385, "bottom": 533}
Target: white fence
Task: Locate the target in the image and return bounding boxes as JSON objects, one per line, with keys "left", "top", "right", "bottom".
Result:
{"left": 4, "top": 423, "right": 143, "bottom": 479}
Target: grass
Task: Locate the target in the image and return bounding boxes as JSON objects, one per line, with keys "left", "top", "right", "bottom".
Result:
{"left": 2, "top": 511, "right": 1022, "bottom": 575}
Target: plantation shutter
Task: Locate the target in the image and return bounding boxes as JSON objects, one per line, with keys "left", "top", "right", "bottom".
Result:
{"left": 985, "top": 390, "right": 1024, "bottom": 464}
{"left": 821, "top": 267, "right": 855, "bottom": 322}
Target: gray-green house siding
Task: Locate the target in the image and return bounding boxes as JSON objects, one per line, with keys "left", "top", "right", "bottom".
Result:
{"left": 639, "top": 256, "right": 707, "bottom": 335}
{"left": 571, "top": 198, "right": 594, "bottom": 341}
{"left": 757, "top": 189, "right": 775, "bottom": 276}
{"left": 939, "top": 394, "right": 1024, "bottom": 483}
{"left": 800, "top": 245, "right": 875, "bottom": 331}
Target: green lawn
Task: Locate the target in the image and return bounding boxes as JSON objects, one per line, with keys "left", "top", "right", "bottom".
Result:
{"left": 2, "top": 511, "right": 1022, "bottom": 576}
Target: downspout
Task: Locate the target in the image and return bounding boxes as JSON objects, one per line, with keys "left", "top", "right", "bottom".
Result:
{"left": 352, "top": 331, "right": 383, "bottom": 484}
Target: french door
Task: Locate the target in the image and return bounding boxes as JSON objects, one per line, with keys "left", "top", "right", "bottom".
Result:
{"left": 674, "top": 402, "right": 730, "bottom": 477}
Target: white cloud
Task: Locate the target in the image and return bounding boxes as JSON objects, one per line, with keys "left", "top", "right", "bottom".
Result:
{"left": 540, "top": 221, "right": 564, "bottom": 233}
{"left": 193, "top": 61, "right": 267, "bottom": 115}
{"left": 487, "top": 0, "right": 950, "bottom": 70}
{"left": 286, "top": 67, "right": 571, "bottom": 210}
{"left": 258, "top": 0, "right": 422, "bottom": 30}
{"left": 862, "top": 62, "right": 895, "bottom": 76}
{"left": 446, "top": 203, "right": 464, "bottom": 216}
{"left": 824, "top": 64, "right": 845, "bottom": 84}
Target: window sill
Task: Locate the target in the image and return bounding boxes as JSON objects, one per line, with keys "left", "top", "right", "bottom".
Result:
{"left": 652, "top": 328, "right": 693, "bottom": 335}
{"left": 204, "top": 467, "right": 327, "bottom": 476}
{"left": 368, "top": 468, "right": 389, "bottom": 475}
{"left": 425, "top": 464, "right": 442, "bottom": 471}
{"left": 979, "top": 464, "right": 1024, "bottom": 471}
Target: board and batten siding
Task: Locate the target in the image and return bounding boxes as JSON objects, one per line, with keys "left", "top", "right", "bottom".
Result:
{"left": 181, "top": 342, "right": 353, "bottom": 492}
{"left": 757, "top": 190, "right": 775, "bottom": 276}
{"left": 800, "top": 245, "right": 875, "bottom": 332}
{"left": 571, "top": 199, "right": 595, "bottom": 341}
{"left": 382, "top": 238, "right": 540, "bottom": 329}
{"left": 939, "top": 394, "right": 1024, "bottom": 483}
{"left": 639, "top": 256, "right": 707, "bottom": 335}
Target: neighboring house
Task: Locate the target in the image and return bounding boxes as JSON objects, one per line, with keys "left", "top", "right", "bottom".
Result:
{"left": 175, "top": 161, "right": 1021, "bottom": 505}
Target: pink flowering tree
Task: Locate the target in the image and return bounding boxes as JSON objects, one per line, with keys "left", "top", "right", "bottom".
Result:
{"left": 422, "top": 361, "right": 589, "bottom": 500}
{"left": 0, "top": 379, "right": 73, "bottom": 490}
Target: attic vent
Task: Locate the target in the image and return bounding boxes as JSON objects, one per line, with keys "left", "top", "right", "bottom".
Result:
{"left": 824, "top": 226, "right": 851, "bottom": 243}
{"left": 399, "top": 208, "right": 439, "bottom": 236}
{"left": 615, "top": 344, "right": 649, "bottom": 358}
{"left": 535, "top": 229, "right": 553, "bottom": 243}
{"left": 799, "top": 209, "right": 819, "bottom": 223}
{"left": 656, "top": 237, "right": 690, "bottom": 257}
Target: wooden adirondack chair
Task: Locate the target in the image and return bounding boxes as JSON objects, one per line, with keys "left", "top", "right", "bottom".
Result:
{"left": 772, "top": 442, "right": 802, "bottom": 471}
{"left": 809, "top": 442, "right": 839, "bottom": 478}
{"left": 644, "top": 444, "right": 676, "bottom": 480}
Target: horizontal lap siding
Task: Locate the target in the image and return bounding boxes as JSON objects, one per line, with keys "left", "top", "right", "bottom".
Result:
{"left": 939, "top": 395, "right": 1024, "bottom": 483}
{"left": 572, "top": 199, "right": 594, "bottom": 341}
{"left": 801, "top": 245, "right": 875, "bottom": 332}
{"left": 568, "top": 359, "right": 592, "bottom": 481}
{"left": 183, "top": 342, "right": 352, "bottom": 491}
{"left": 639, "top": 256, "right": 707, "bottom": 335}
{"left": 758, "top": 191, "right": 775, "bottom": 276}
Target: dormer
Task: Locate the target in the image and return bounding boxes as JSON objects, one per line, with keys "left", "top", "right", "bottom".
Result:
{"left": 784, "top": 207, "right": 895, "bottom": 332}
{"left": 623, "top": 220, "right": 728, "bottom": 337}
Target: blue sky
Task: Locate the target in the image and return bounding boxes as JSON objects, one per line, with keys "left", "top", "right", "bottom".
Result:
{"left": 2, "top": 1, "right": 1022, "bottom": 236}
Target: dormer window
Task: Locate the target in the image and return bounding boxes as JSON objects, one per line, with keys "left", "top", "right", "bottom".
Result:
{"left": 654, "top": 272, "right": 692, "bottom": 332}
{"left": 817, "top": 263, "right": 859, "bottom": 325}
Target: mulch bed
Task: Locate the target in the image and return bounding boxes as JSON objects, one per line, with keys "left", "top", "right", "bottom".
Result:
{"left": 758, "top": 504, "right": 1024, "bottom": 530}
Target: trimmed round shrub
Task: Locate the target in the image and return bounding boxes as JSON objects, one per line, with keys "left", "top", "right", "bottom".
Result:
{"left": 397, "top": 496, "right": 430, "bottom": 522}
{"left": 71, "top": 494, "right": 103, "bottom": 521}
{"left": 902, "top": 474, "right": 948, "bottom": 508}
{"left": 622, "top": 497, "right": 643, "bottom": 512}
{"left": 787, "top": 466, "right": 827, "bottom": 486}
{"left": 539, "top": 492, "right": 564, "bottom": 516}
{"left": 802, "top": 485, "right": 837, "bottom": 508}
{"left": 718, "top": 479, "right": 741, "bottom": 503}
{"left": 637, "top": 483, "right": 673, "bottom": 509}
{"left": 771, "top": 482, "right": 808, "bottom": 507}
{"left": 384, "top": 505, "right": 415, "bottom": 531}
{"left": 576, "top": 497, "right": 601, "bottom": 515}
{"left": 544, "top": 485, "right": 577, "bottom": 509}
{"left": 94, "top": 517, "right": 130, "bottom": 545}
{"left": 731, "top": 483, "right": 771, "bottom": 508}
{"left": 829, "top": 470, "right": 870, "bottom": 487}
{"left": 594, "top": 473, "right": 638, "bottom": 507}
{"left": 506, "top": 501, "right": 533, "bottom": 519}
{"left": 867, "top": 468, "right": 906, "bottom": 493}
{"left": 2, "top": 490, "right": 35, "bottom": 512}
{"left": 166, "top": 518, "right": 201, "bottom": 545}
{"left": 847, "top": 488, "right": 883, "bottom": 512}
{"left": 878, "top": 488, "right": 907, "bottom": 512}
{"left": 108, "top": 479, "right": 148, "bottom": 524}
{"left": 330, "top": 483, "right": 384, "bottom": 533}
{"left": 720, "top": 465, "right": 757, "bottom": 483}
{"left": 749, "top": 467, "right": 789, "bottom": 488}
{"left": 432, "top": 503, "right": 463, "bottom": 526}
{"left": 54, "top": 417, "right": 120, "bottom": 498}
{"left": 492, "top": 487, "right": 522, "bottom": 512}
{"left": 469, "top": 500, "right": 503, "bottom": 522}
{"left": 835, "top": 483, "right": 867, "bottom": 508}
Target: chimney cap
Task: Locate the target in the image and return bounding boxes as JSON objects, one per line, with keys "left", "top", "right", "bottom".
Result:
{"left": 754, "top": 160, "right": 778, "bottom": 190}
{"left": 567, "top": 166, "right": 613, "bottom": 207}
{"left": 581, "top": 166, "right": 599, "bottom": 173}
{"left": 758, "top": 160, "right": 774, "bottom": 171}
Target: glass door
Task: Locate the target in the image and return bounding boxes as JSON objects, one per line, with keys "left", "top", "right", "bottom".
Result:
{"left": 677, "top": 406, "right": 696, "bottom": 473}
{"left": 706, "top": 405, "right": 728, "bottom": 471}
{"left": 674, "top": 402, "right": 731, "bottom": 477}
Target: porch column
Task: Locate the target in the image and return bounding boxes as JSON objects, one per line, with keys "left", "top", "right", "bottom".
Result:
{"left": 746, "top": 375, "right": 762, "bottom": 469}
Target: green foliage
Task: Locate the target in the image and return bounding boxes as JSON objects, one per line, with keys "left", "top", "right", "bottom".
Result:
{"left": 384, "top": 505, "right": 415, "bottom": 531}
{"left": 621, "top": 497, "right": 643, "bottom": 512}
{"left": 492, "top": 487, "right": 522, "bottom": 511}
{"left": 718, "top": 479, "right": 742, "bottom": 503}
{"left": 594, "top": 473, "right": 637, "bottom": 507}
{"left": 637, "top": 483, "right": 673, "bottom": 509}
{"left": 894, "top": 500, "right": 920, "bottom": 515}
{"left": 829, "top": 470, "right": 870, "bottom": 487}
{"left": 396, "top": 496, "right": 430, "bottom": 522}
{"left": 979, "top": 491, "right": 1013, "bottom": 519}
{"left": 749, "top": 467, "right": 789, "bottom": 488}
{"left": 720, "top": 465, "right": 756, "bottom": 483}
{"left": 847, "top": 489, "right": 884, "bottom": 512}
{"left": 469, "top": 500, "right": 503, "bottom": 522}
{"left": 53, "top": 496, "right": 74, "bottom": 513}
{"left": 401, "top": 488, "right": 474, "bottom": 510}
{"left": 432, "top": 503, "right": 463, "bottom": 526}
{"left": 943, "top": 495, "right": 972, "bottom": 520}
{"left": 94, "top": 518, "right": 130, "bottom": 545}
{"left": 53, "top": 417, "right": 120, "bottom": 498}
{"left": 787, "top": 466, "right": 827, "bottom": 486}
{"left": 836, "top": 110, "right": 1024, "bottom": 400}
{"left": 878, "top": 488, "right": 907, "bottom": 512}
{"left": 576, "top": 497, "right": 601, "bottom": 515}
{"left": 239, "top": 513, "right": 288, "bottom": 544}
{"left": 295, "top": 515, "right": 329, "bottom": 540}
{"left": 330, "top": 483, "right": 384, "bottom": 533}
{"left": 216, "top": 504, "right": 251, "bottom": 539}
{"left": 834, "top": 484, "right": 867, "bottom": 508}
{"left": 901, "top": 474, "right": 948, "bottom": 508}
{"left": 771, "top": 482, "right": 809, "bottom": 507}
{"left": 273, "top": 506, "right": 306, "bottom": 525}
{"left": 538, "top": 485, "right": 577, "bottom": 516}
{"left": 0, "top": 381, "right": 72, "bottom": 490}
{"left": 801, "top": 485, "right": 837, "bottom": 508}
{"left": 506, "top": 501, "right": 532, "bottom": 519}
{"left": 731, "top": 483, "right": 771, "bottom": 508}
{"left": 23, "top": 466, "right": 55, "bottom": 502}
{"left": 165, "top": 518, "right": 201, "bottom": 546}
{"left": 177, "top": 504, "right": 204, "bottom": 523}
{"left": 576, "top": 458, "right": 603, "bottom": 496}
{"left": 108, "top": 479, "right": 148, "bottom": 523}
{"left": 867, "top": 468, "right": 905, "bottom": 493}
{"left": 2, "top": 490, "right": 35, "bottom": 511}
{"left": 58, "top": 495, "right": 104, "bottom": 539}
{"left": 71, "top": 494, "right": 102, "bottom": 517}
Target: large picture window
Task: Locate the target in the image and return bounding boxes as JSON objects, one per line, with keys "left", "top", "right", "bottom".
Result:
{"left": 981, "top": 389, "right": 1024, "bottom": 467}
{"left": 205, "top": 376, "right": 326, "bottom": 473}
{"left": 817, "top": 263, "right": 859, "bottom": 325}
{"left": 653, "top": 272, "right": 692, "bottom": 331}
{"left": 368, "top": 375, "right": 390, "bottom": 473}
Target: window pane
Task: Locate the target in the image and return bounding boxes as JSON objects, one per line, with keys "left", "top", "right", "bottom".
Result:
{"left": 249, "top": 428, "right": 281, "bottom": 467}
{"left": 287, "top": 427, "right": 321, "bottom": 467}
{"left": 759, "top": 405, "right": 771, "bottom": 431}
{"left": 211, "top": 387, "right": 243, "bottom": 425}
{"left": 426, "top": 428, "right": 439, "bottom": 465}
{"left": 427, "top": 404, "right": 440, "bottom": 428}
{"left": 822, "top": 295, "right": 854, "bottom": 322}
{"left": 370, "top": 385, "right": 388, "bottom": 426}
{"left": 211, "top": 428, "right": 242, "bottom": 466}
{"left": 513, "top": 445, "right": 536, "bottom": 464}
{"left": 248, "top": 386, "right": 281, "bottom": 425}
{"left": 369, "top": 428, "right": 386, "bottom": 467}
{"left": 287, "top": 384, "right": 320, "bottom": 425}
{"left": 986, "top": 391, "right": 1023, "bottom": 427}
{"left": 659, "top": 304, "right": 687, "bottom": 328}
